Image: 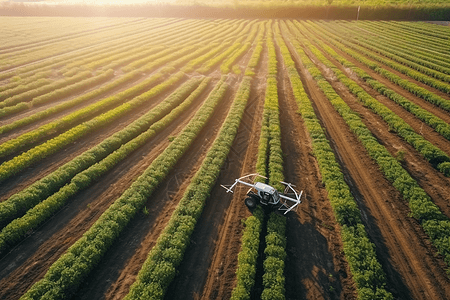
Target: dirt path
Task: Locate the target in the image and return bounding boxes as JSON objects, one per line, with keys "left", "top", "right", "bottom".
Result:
{"left": 199, "top": 49, "right": 268, "bottom": 300}
{"left": 286, "top": 35, "right": 450, "bottom": 299}
{"left": 304, "top": 44, "right": 450, "bottom": 222}
{"left": 275, "top": 40, "right": 355, "bottom": 300}
{"left": 0, "top": 77, "right": 216, "bottom": 300}
{"left": 0, "top": 72, "right": 177, "bottom": 201}
{"left": 72, "top": 75, "right": 234, "bottom": 300}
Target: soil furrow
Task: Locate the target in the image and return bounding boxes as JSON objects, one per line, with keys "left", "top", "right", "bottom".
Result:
{"left": 285, "top": 34, "right": 450, "bottom": 299}
{"left": 303, "top": 45, "right": 450, "bottom": 221}
{"left": 0, "top": 78, "right": 215, "bottom": 300}
{"left": 276, "top": 39, "right": 355, "bottom": 300}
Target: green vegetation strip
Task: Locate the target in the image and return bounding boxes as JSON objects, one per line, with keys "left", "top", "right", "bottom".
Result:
{"left": 0, "top": 69, "right": 115, "bottom": 118}
{"left": 0, "top": 77, "right": 51, "bottom": 101}
{"left": 338, "top": 22, "right": 450, "bottom": 77}
{"left": 230, "top": 207, "right": 264, "bottom": 300}
{"left": 261, "top": 212, "right": 286, "bottom": 300}
{"left": 0, "top": 76, "right": 203, "bottom": 229}
{"left": 286, "top": 21, "right": 450, "bottom": 272}
{"left": 124, "top": 73, "right": 250, "bottom": 299}
{"left": 19, "top": 77, "right": 227, "bottom": 300}
{"left": 0, "top": 71, "right": 181, "bottom": 184}
{"left": 0, "top": 77, "right": 209, "bottom": 254}
{"left": 278, "top": 22, "right": 392, "bottom": 299}
{"left": 298, "top": 32, "right": 450, "bottom": 176}
{"left": 314, "top": 21, "right": 450, "bottom": 97}
{"left": 228, "top": 28, "right": 265, "bottom": 300}
{"left": 303, "top": 26, "right": 450, "bottom": 145}
{"left": 0, "top": 71, "right": 93, "bottom": 109}
{"left": 352, "top": 21, "right": 450, "bottom": 68}
{"left": 256, "top": 21, "right": 284, "bottom": 191}
{"left": 0, "top": 70, "right": 140, "bottom": 134}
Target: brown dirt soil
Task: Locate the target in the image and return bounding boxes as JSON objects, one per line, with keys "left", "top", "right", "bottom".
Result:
{"left": 199, "top": 48, "right": 268, "bottom": 300}
{"left": 290, "top": 35, "right": 450, "bottom": 299}
{"left": 0, "top": 72, "right": 178, "bottom": 201}
{"left": 276, "top": 42, "right": 356, "bottom": 300}
{"left": 0, "top": 71, "right": 145, "bottom": 144}
{"left": 72, "top": 75, "right": 232, "bottom": 300}
{"left": 162, "top": 42, "right": 263, "bottom": 300}
{"left": 0, "top": 76, "right": 217, "bottom": 299}
{"left": 305, "top": 42, "right": 450, "bottom": 221}
{"left": 3, "top": 19, "right": 450, "bottom": 300}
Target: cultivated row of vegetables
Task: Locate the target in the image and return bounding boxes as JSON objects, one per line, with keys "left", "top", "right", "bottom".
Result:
{"left": 295, "top": 23, "right": 450, "bottom": 176}
{"left": 313, "top": 21, "right": 450, "bottom": 97}
{"left": 0, "top": 77, "right": 208, "bottom": 256}
{"left": 278, "top": 21, "right": 393, "bottom": 299}
{"left": 287, "top": 20, "right": 450, "bottom": 270}
{"left": 19, "top": 77, "right": 229, "bottom": 300}
{"left": 1, "top": 17, "right": 450, "bottom": 300}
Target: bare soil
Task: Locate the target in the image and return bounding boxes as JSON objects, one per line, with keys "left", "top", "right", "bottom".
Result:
{"left": 295, "top": 31, "right": 450, "bottom": 299}
{"left": 1, "top": 19, "right": 450, "bottom": 300}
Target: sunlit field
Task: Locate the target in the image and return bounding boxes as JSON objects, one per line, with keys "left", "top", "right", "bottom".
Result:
{"left": 0, "top": 9, "right": 450, "bottom": 300}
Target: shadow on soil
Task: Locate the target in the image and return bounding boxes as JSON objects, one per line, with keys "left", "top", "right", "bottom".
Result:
{"left": 285, "top": 214, "right": 342, "bottom": 300}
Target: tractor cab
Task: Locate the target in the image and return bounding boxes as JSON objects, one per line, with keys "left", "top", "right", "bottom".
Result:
{"left": 254, "top": 182, "right": 280, "bottom": 205}
{"left": 221, "top": 173, "right": 302, "bottom": 215}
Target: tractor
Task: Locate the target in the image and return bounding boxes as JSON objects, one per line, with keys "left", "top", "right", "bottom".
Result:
{"left": 221, "top": 173, "right": 302, "bottom": 214}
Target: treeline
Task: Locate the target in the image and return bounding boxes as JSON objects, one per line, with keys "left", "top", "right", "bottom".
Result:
{"left": 1, "top": 2, "right": 449, "bottom": 20}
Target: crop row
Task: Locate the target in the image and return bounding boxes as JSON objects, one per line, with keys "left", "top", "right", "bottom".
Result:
{"left": 0, "top": 19, "right": 201, "bottom": 81}
{"left": 0, "top": 70, "right": 93, "bottom": 109}
{"left": 220, "top": 22, "right": 260, "bottom": 74}
{"left": 0, "top": 68, "right": 163, "bottom": 158}
{"left": 244, "top": 24, "right": 265, "bottom": 77}
{"left": 231, "top": 22, "right": 287, "bottom": 300}
{"left": 0, "top": 77, "right": 51, "bottom": 101}
{"left": 338, "top": 22, "right": 450, "bottom": 77}
{"left": 0, "top": 69, "right": 115, "bottom": 118}
{"left": 0, "top": 17, "right": 137, "bottom": 49}
{"left": 307, "top": 30, "right": 450, "bottom": 144}
{"left": 0, "top": 41, "right": 214, "bottom": 159}
{"left": 286, "top": 21, "right": 450, "bottom": 270}
{"left": 0, "top": 77, "right": 209, "bottom": 255}
{"left": 124, "top": 23, "right": 264, "bottom": 298}
{"left": 0, "top": 70, "right": 51, "bottom": 94}
{"left": 0, "top": 18, "right": 148, "bottom": 53}
{"left": 386, "top": 21, "right": 450, "bottom": 40}
{"left": 0, "top": 19, "right": 255, "bottom": 183}
{"left": 377, "top": 21, "right": 446, "bottom": 53}
{"left": 278, "top": 21, "right": 392, "bottom": 299}
{"left": 0, "top": 70, "right": 140, "bottom": 135}
{"left": 352, "top": 21, "right": 450, "bottom": 68}
{"left": 230, "top": 207, "right": 265, "bottom": 300}
{"left": 123, "top": 76, "right": 235, "bottom": 299}
{"left": 296, "top": 28, "right": 450, "bottom": 176}
{"left": 0, "top": 73, "right": 188, "bottom": 228}
{"left": 19, "top": 77, "right": 228, "bottom": 300}
{"left": 0, "top": 71, "right": 178, "bottom": 183}
{"left": 256, "top": 21, "right": 284, "bottom": 192}
{"left": 301, "top": 21, "right": 450, "bottom": 142}
{"left": 261, "top": 212, "right": 286, "bottom": 300}
{"left": 0, "top": 19, "right": 177, "bottom": 72}
{"left": 309, "top": 21, "right": 450, "bottom": 111}
{"left": 315, "top": 21, "right": 450, "bottom": 95}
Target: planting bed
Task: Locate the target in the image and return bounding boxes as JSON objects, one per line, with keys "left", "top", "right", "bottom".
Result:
{"left": 0, "top": 17, "right": 450, "bottom": 300}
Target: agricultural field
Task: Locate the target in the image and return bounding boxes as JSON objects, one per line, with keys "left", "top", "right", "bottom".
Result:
{"left": 0, "top": 16, "right": 450, "bottom": 300}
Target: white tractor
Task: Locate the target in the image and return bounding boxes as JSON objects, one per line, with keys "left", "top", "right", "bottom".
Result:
{"left": 221, "top": 173, "right": 303, "bottom": 214}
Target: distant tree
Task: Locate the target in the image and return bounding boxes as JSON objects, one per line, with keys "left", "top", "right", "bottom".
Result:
{"left": 327, "top": 0, "right": 334, "bottom": 4}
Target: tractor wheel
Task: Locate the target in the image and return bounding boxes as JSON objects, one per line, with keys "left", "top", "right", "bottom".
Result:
{"left": 244, "top": 197, "right": 257, "bottom": 209}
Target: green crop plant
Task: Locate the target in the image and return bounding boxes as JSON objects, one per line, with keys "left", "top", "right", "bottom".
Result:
{"left": 19, "top": 77, "right": 228, "bottom": 300}
{"left": 287, "top": 20, "right": 450, "bottom": 271}
{"left": 278, "top": 21, "right": 392, "bottom": 299}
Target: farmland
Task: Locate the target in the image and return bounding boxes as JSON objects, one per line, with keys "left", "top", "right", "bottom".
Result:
{"left": 0, "top": 17, "right": 450, "bottom": 300}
